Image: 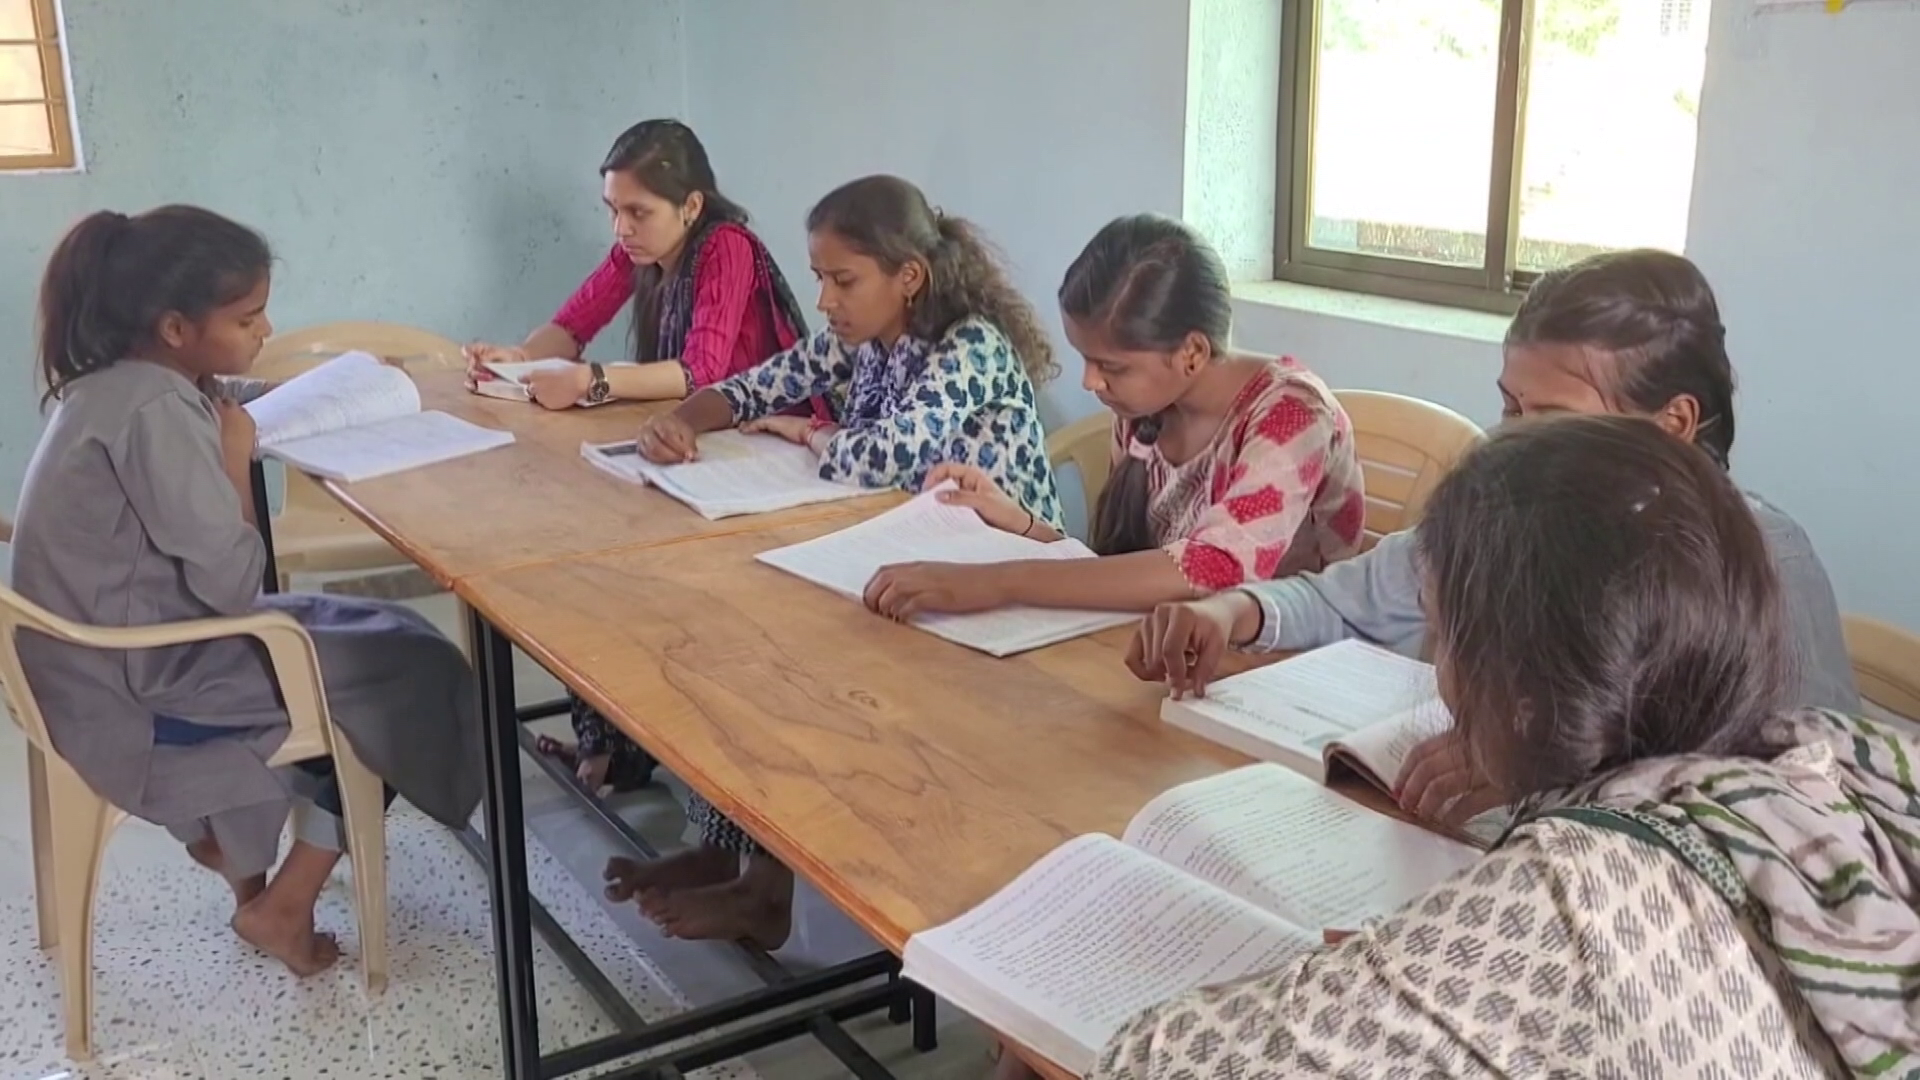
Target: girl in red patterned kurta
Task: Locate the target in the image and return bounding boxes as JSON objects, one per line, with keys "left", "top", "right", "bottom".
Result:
{"left": 864, "top": 214, "right": 1366, "bottom": 619}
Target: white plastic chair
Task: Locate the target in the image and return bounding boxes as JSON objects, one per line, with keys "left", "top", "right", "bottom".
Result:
{"left": 1046, "top": 413, "right": 1115, "bottom": 531}
{"left": 1332, "top": 389, "right": 1484, "bottom": 547}
{"left": 0, "top": 578, "right": 388, "bottom": 1059}
{"left": 251, "top": 322, "right": 463, "bottom": 590}
{"left": 1844, "top": 613, "right": 1920, "bottom": 729}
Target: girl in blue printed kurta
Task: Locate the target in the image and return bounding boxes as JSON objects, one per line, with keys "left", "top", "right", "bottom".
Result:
{"left": 615, "top": 175, "right": 1061, "bottom": 947}
{"left": 707, "top": 316, "right": 1064, "bottom": 530}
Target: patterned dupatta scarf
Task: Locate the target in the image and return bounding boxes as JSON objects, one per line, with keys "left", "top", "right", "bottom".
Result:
{"left": 1539, "top": 709, "right": 1920, "bottom": 1077}
{"left": 637, "top": 220, "right": 828, "bottom": 419}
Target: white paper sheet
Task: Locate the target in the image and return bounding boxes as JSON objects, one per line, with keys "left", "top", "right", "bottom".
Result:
{"left": 755, "top": 487, "right": 1134, "bottom": 656}
{"left": 262, "top": 410, "right": 515, "bottom": 483}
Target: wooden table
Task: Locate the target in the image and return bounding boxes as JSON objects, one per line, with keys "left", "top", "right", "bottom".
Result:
{"left": 322, "top": 372, "right": 899, "bottom": 584}
{"left": 457, "top": 523, "right": 1249, "bottom": 953}
{"left": 300, "top": 374, "right": 1394, "bottom": 1079}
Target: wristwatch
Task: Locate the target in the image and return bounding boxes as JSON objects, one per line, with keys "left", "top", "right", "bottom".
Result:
{"left": 585, "top": 362, "right": 612, "bottom": 405}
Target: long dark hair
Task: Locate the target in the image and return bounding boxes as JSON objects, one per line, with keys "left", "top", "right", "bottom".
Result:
{"left": 1417, "top": 414, "right": 1791, "bottom": 804}
{"left": 805, "top": 175, "right": 1056, "bottom": 385}
{"left": 37, "top": 205, "right": 272, "bottom": 408}
{"left": 1507, "top": 248, "right": 1737, "bottom": 467}
{"left": 602, "top": 119, "right": 754, "bottom": 362}
{"left": 1058, "top": 214, "right": 1233, "bottom": 556}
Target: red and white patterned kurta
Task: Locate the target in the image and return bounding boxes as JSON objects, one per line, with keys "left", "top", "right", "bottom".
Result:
{"left": 1114, "top": 358, "right": 1365, "bottom": 594}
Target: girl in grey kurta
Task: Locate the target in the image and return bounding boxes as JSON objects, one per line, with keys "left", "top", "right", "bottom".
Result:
{"left": 12, "top": 206, "right": 482, "bottom": 976}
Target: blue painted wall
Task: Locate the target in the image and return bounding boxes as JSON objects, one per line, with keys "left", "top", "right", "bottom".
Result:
{"left": 0, "top": 0, "right": 685, "bottom": 514}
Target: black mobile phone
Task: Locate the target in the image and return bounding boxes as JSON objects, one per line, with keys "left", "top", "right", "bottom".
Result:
{"left": 599, "top": 442, "right": 640, "bottom": 457}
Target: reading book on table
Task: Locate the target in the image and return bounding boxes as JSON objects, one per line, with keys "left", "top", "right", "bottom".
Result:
{"left": 472, "top": 358, "right": 627, "bottom": 406}
{"left": 1160, "top": 639, "right": 1506, "bottom": 846}
{"left": 902, "top": 764, "right": 1478, "bottom": 1076}
{"left": 247, "top": 351, "right": 514, "bottom": 483}
{"left": 754, "top": 485, "right": 1134, "bottom": 657}
{"left": 580, "top": 430, "right": 869, "bottom": 519}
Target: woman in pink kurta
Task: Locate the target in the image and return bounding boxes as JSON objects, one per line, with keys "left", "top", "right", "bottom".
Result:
{"left": 861, "top": 214, "right": 1364, "bottom": 620}
{"left": 464, "top": 119, "right": 811, "bottom": 414}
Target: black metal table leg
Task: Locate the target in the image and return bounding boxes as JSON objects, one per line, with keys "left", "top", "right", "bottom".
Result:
{"left": 250, "top": 461, "right": 279, "bottom": 594}
{"left": 471, "top": 606, "right": 541, "bottom": 1079}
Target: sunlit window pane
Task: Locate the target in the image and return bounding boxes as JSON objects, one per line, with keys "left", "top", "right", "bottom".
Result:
{"left": 1514, "top": 0, "right": 1710, "bottom": 269}
{"left": 1305, "top": 0, "right": 1503, "bottom": 269}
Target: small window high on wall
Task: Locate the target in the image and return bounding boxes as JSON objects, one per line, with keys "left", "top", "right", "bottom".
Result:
{"left": 1, "top": 0, "right": 75, "bottom": 171}
{"left": 1277, "top": 0, "right": 1712, "bottom": 313}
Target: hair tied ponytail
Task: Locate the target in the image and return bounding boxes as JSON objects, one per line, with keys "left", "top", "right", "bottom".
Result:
{"left": 1126, "top": 413, "right": 1163, "bottom": 462}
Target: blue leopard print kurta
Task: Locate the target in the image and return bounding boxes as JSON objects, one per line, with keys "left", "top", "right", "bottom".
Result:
{"left": 713, "top": 315, "right": 1064, "bottom": 530}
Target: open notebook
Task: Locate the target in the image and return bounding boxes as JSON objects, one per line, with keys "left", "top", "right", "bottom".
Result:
{"left": 1161, "top": 640, "right": 1506, "bottom": 846}
{"left": 903, "top": 764, "right": 1479, "bottom": 1076}
{"left": 581, "top": 431, "right": 871, "bottom": 519}
{"left": 754, "top": 486, "right": 1134, "bottom": 657}
{"left": 247, "top": 352, "right": 514, "bottom": 482}
{"left": 472, "top": 358, "right": 627, "bottom": 406}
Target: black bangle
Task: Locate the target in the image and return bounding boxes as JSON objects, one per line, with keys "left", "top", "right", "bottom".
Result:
{"left": 1020, "top": 508, "right": 1036, "bottom": 538}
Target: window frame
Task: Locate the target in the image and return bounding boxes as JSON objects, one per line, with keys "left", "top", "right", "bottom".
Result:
{"left": 0, "top": 0, "right": 76, "bottom": 172}
{"left": 1274, "top": 0, "right": 1537, "bottom": 315}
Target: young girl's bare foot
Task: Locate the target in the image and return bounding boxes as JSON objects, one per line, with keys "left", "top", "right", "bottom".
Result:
{"left": 186, "top": 837, "right": 265, "bottom": 907}
{"left": 231, "top": 896, "right": 339, "bottom": 977}
{"left": 603, "top": 846, "right": 737, "bottom": 902}
{"left": 638, "top": 856, "right": 793, "bottom": 949}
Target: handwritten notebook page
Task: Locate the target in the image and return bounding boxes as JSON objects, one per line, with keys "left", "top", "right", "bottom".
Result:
{"left": 246, "top": 351, "right": 420, "bottom": 448}
{"left": 1161, "top": 640, "right": 1441, "bottom": 779}
{"left": 581, "top": 432, "right": 869, "bottom": 518}
{"left": 902, "top": 834, "right": 1313, "bottom": 1076}
{"left": 262, "top": 411, "right": 515, "bottom": 483}
{"left": 754, "top": 487, "right": 1134, "bottom": 656}
{"left": 1122, "top": 765, "right": 1478, "bottom": 930}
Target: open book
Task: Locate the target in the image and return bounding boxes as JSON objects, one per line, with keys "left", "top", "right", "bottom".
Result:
{"left": 471, "top": 358, "right": 626, "bottom": 407}
{"left": 247, "top": 352, "right": 514, "bottom": 482}
{"left": 1160, "top": 640, "right": 1505, "bottom": 846}
{"left": 581, "top": 431, "right": 871, "bottom": 519}
{"left": 754, "top": 486, "right": 1134, "bottom": 657}
{"left": 903, "top": 764, "right": 1479, "bottom": 1076}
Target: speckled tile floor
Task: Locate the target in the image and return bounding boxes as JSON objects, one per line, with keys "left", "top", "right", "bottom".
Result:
{"left": 0, "top": 588, "right": 993, "bottom": 1080}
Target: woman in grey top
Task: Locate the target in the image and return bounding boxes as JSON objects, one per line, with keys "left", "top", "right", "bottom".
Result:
{"left": 12, "top": 206, "right": 482, "bottom": 977}
{"left": 1128, "top": 249, "right": 1858, "bottom": 831}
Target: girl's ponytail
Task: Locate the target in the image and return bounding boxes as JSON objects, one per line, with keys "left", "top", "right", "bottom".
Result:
{"left": 38, "top": 211, "right": 135, "bottom": 407}
{"left": 1089, "top": 414, "right": 1163, "bottom": 555}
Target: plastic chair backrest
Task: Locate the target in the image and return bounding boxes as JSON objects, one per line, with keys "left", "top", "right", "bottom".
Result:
{"left": 1332, "top": 389, "right": 1483, "bottom": 545}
